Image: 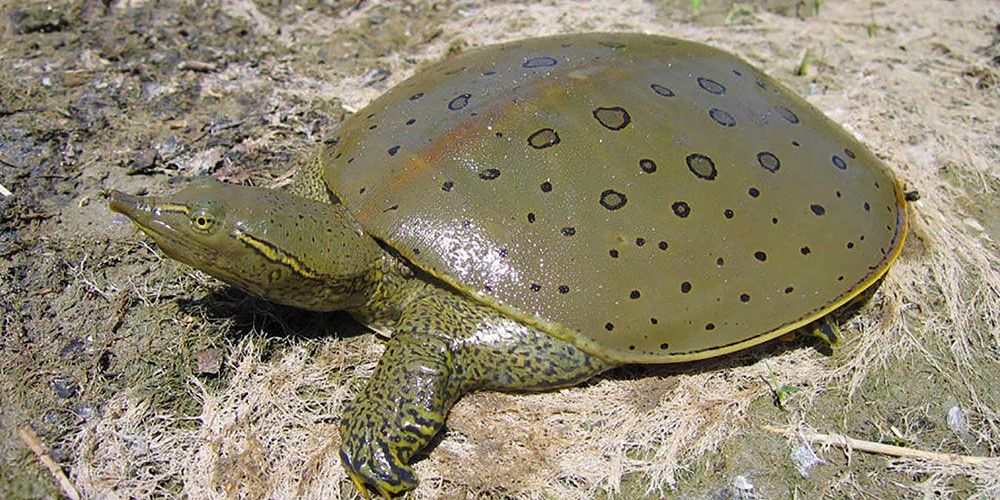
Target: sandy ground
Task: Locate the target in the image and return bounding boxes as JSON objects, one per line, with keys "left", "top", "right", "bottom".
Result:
{"left": 1, "top": 0, "right": 997, "bottom": 498}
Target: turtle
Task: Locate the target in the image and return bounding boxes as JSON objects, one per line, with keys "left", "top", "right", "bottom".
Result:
{"left": 109, "top": 33, "right": 908, "bottom": 497}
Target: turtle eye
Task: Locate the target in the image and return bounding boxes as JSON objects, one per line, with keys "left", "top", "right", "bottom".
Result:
{"left": 190, "top": 209, "right": 216, "bottom": 232}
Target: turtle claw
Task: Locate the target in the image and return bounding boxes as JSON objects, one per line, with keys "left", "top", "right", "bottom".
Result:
{"left": 340, "top": 439, "right": 418, "bottom": 499}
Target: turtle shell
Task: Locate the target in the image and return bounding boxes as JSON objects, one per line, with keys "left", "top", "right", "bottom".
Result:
{"left": 323, "top": 33, "right": 907, "bottom": 363}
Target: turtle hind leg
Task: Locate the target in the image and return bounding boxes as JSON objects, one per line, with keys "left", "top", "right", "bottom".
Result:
{"left": 807, "top": 317, "right": 843, "bottom": 348}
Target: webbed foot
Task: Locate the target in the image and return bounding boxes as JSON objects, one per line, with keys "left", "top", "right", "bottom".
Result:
{"left": 808, "top": 317, "right": 843, "bottom": 348}
{"left": 339, "top": 413, "right": 418, "bottom": 498}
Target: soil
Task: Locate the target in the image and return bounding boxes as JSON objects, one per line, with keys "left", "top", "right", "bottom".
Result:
{"left": 1, "top": 0, "right": 997, "bottom": 498}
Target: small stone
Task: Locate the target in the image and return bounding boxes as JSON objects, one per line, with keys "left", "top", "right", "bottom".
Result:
{"left": 126, "top": 149, "right": 159, "bottom": 175}
{"left": 51, "top": 378, "right": 78, "bottom": 398}
{"left": 791, "top": 444, "right": 823, "bottom": 478}
{"left": 363, "top": 67, "right": 391, "bottom": 87}
{"left": 732, "top": 474, "right": 754, "bottom": 493}
{"left": 73, "top": 404, "right": 97, "bottom": 421}
{"left": 195, "top": 347, "right": 223, "bottom": 375}
{"left": 60, "top": 338, "right": 87, "bottom": 357}
{"left": 947, "top": 405, "right": 968, "bottom": 437}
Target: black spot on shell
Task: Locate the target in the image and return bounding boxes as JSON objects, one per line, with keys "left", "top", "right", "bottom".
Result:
{"left": 629, "top": 345, "right": 636, "bottom": 350}
{"left": 558, "top": 285, "right": 570, "bottom": 294}
{"left": 482, "top": 69, "right": 497, "bottom": 76}
{"left": 847, "top": 241, "right": 855, "bottom": 249}
{"left": 650, "top": 318, "right": 659, "bottom": 325}
{"left": 697, "top": 77, "right": 726, "bottom": 95}
{"left": 733, "top": 69, "right": 742, "bottom": 76}
{"left": 442, "top": 181, "right": 454, "bottom": 192}
{"left": 810, "top": 204, "right": 826, "bottom": 216}
{"left": 530, "top": 283, "right": 541, "bottom": 292}
{"left": 409, "top": 92, "right": 423, "bottom": 101}
{"left": 448, "top": 93, "right": 471, "bottom": 111}
{"left": 605, "top": 322, "right": 614, "bottom": 331}
{"left": 651, "top": 83, "right": 675, "bottom": 97}
{"left": 599, "top": 189, "right": 627, "bottom": 210}
{"left": 540, "top": 181, "right": 553, "bottom": 192}
{"left": 749, "top": 187, "right": 760, "bottom": 198}
{"left": 792, "top": 140, "right": 801, "bottom": 147}
{"left": 639, "top": 158, "right": 657, "bottom": 173}
{"left": 630, "top": 290, "right": 641, "bottom": 299}
{"left": 406, "top": 118, "right": 416, "bottom": 125}
{"left": 717, "top": 257, "right": 725, "bottom": 266}
{"left": 864, "top": 201, "right": 871, "bottom": 211}
{"left": 754, "top": 251, "right": 767, "bottom": 262}
{"left": 801, "top": 246, "right": 811, "bottom": 255}
{"left": 776, "top": 106, "right": 799, "bottom": 124}
{"left": 527, "top": 213, "right": 536, "bottom": 223}
{"left": 479, "top": 168, "right": 500, "bottom": 180}
{"left": 388, "top": 145, "right": 400, "bottom": 156}
{"left": 724, "top": 209, "right": 734, "bottom": 219}
{"left": 740, "top": 293, "right": 750, "bottom": 303}
{"left": 681, "top": 281, "right": 692, "bottom": 293}
{"left": 658, "top": 241, "right": 668, "bottom": 250}
{"left": 598, "top": 41, "right": 626, "bottom": 49}
{"left": 528, "top": 128, "right": 560, "bottom": 149}
{"left": 561, "top": 227, "right": 576, "bottom": 237}
{"left": 757, "top": 151, "right": 781, "bottom": 173}
{"left": 593, "top": 106, "right": 631, "bottom": 130}
{"left": 705, "top": 323, "right": 715, "bottom": 331}
{"left": 709, "top": 108, "right": 736, "bottom": 127}
{"left": 832, "top": 155, "right": 847, "bottom": 170}
{"left": 844, "top": 148, "right": 857, "bottom": 159}
{"left": 635, "top": 238, "right": 645, "bottom": 247}
{"left": 523, "top": 56, "right": 557, "bottom": 68}
{"left": 413, "top": 247, "right": 420, "bottom": 255}
{"left": 784, "top": 286, "right": 794, "bottom": 294}
{"left": 659, "top": 342, "right": 669, "bottom": 350}
{"left": 368, "top": 124, "right": 377, "bottom": 130}
{"left": 686, "top": 153, "right": 718, "bottom": 180}
{"left": 609, "top": 249, "right": 619, "bottom": 258}
{"left": 672, "top": 201, "right": 691, "bottom": 218}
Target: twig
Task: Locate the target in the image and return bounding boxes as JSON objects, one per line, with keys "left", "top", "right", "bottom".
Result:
{"left": 177, "top": 60, "right": 218, "bottom": 72}
{"left": 762, "top": 424, "right": 996, "bottom": 466}
{"left": 17, "top": 426, "right": 82, "bottom": 500}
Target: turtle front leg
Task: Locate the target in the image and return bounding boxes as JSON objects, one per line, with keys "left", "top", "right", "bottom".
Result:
{"left": 339, "top": 332, "right": 453, "bottom": 498}
{"left": 339, "top": 288, "right": 612, "bottom": 497}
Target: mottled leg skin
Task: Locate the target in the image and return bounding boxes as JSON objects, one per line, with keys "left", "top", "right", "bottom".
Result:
{"left": 287, "top": 149, "right": 333, "bottom": 203}
{"left": 340, "top": 286, "right": 612, "bottom": 498}
{"left": 807, "top": 317, "right": 843, "bottom": 348}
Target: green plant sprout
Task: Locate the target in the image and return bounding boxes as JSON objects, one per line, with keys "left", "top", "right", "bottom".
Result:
{"left": 765, "top": 362, "right": 801, "bottom": 410}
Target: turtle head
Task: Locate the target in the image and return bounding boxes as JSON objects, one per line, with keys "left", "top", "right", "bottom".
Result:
{"left": 110, "top": 178, "right": 382, "bottom": 311}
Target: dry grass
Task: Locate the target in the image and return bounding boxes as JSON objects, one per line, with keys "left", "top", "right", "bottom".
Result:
{"left": 56, "top": 0, "right": 998, "bottom": 498}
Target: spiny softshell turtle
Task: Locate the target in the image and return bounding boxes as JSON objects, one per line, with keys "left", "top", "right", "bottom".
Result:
{"left": 110, "top": 33, "right": 907, "bottom": 496}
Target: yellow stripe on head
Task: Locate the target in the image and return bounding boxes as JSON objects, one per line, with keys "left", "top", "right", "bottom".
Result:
{"left": 232, "top": 230, "right": 318, "bottom": 279}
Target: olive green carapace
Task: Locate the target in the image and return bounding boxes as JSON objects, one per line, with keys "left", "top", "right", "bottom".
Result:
{"left": 326, "top": 33, "right": 907, "bottom": 362}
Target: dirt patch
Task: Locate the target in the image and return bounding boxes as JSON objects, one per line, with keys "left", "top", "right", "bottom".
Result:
{"left": 1, "top": 0, "right": 997, "bottom": 498}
